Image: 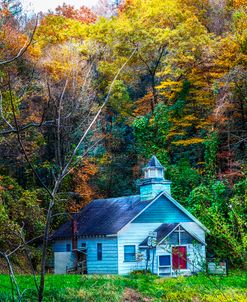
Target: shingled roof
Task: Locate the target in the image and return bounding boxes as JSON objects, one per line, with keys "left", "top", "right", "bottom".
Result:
{"left": 146, "top": 155, "right": 164, "bottom": 169}
{"left": 139, "top": 223, "right": 179, "bottom": 247}
{"left": 52, "top": 195, "right": 151, "bottom": 239}
{"left": 139, "top": 222, "right": 206, "bottom": 247}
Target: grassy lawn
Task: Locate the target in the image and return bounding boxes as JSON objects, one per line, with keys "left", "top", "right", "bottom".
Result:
{"left": 0, "top": 270, "right": 246, "bottom": 302}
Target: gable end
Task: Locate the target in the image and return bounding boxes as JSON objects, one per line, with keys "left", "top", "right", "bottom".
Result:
{"left": 133, "top": 195, "right": 193, "bottom": 224}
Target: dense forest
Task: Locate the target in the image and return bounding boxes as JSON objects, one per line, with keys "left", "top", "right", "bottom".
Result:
{"left": 0, "top": 0, "right": 246, "bottom": 281}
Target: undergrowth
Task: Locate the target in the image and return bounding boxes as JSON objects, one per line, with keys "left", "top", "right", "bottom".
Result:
{"left": 0, "top": 270, "right": 246, "bottom": 302}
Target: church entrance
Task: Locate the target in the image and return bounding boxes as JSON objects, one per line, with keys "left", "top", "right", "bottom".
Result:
{"left": 172, "top": 246, "right": 187, "bottom": 270}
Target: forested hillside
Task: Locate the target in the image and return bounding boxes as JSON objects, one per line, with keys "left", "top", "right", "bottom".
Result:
{"left": 0, "top": 0, "right": 246, "bottom": 278}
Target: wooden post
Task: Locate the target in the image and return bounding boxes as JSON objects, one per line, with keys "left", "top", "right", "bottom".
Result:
{"left": 152, "top": 248, "right": 155, "bottom": 274}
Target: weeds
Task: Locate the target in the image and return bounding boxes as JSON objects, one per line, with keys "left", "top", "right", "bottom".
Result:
{"left": 0, "top": 270, "right": 246, "bottom": 302}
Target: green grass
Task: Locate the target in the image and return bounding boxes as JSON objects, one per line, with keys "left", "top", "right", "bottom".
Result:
{"left": 0, "top": 270, "right": 246, "bottom": 302}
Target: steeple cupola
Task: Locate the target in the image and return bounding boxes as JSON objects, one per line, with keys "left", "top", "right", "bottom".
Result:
{"left": 140, "top": 155, "right": 172, "bottom": 201}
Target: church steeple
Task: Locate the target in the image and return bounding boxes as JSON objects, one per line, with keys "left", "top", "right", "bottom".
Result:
{"left": 143, "top": 155, "right": 165, "bottom": 179}
{"left": 140, "top": 155, "right": 172, "bottom": 201}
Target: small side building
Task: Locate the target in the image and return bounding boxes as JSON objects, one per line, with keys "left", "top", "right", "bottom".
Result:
{"left": 52, "top": 156, "right": 209, "bottom": 276}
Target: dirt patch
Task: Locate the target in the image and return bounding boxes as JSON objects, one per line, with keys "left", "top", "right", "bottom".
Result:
{"left": 122, "top": 288, "right": 152, "bottom": 302}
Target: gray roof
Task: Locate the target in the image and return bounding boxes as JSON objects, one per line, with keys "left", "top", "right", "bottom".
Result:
{"left": 52, "top": 195, "right": 151, "bottom": 239}
{"left": 139, "top": 223, "right": 179, "bottom": 247}
{"left": 146, "top": 155, "right": 164, "bottom": 169}
{"left": 139, "top": 223, "right": 206, "bottom": 247}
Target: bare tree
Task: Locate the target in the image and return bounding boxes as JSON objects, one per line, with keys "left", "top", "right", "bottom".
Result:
{"left": 93, "top": 0, "right": 117, "bottom": 18}
{"left": 0, "top": 42, "right": 136, "bottom": 301}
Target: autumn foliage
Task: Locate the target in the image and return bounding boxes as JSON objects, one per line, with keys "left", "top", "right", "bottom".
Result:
{"left": 0, "top": 0, "right": 246, "bottom": 269}
{"left": 69, "top": 159, "right": 99, "bottom": 212}
{"left": 55, "top": 4, "right": 96, "bottom": 24}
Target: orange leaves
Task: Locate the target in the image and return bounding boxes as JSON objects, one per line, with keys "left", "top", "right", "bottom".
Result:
{"left": 232, "top": 0, "right": 247, "bottom": 8}
{"left": 0, "top": 6, "right": 10, "bottom": 18}
{"left": 69, "top": 159, "right": 99, "bottom": 212}
{"left": 55, "top": 4, "right": 96, "bottom": 24}
{"left": 0, "top": 23, "right": 28, "bottom": 63}
{"left": 75, "top": 159, "right": 98, "bottom": 183}
{"left": 133, "top": 92, "right": 154, "bottom": 116}
{"left": 118, "top": 0, "right": 134, "bottom": 14}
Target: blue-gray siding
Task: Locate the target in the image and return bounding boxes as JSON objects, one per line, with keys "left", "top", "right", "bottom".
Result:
{"left": 133, "top": 195, "right": 192, "bottom": 223}
{"left": 53, "top": 237, "right": 118, "bottom": 274}
{"left": 78, "top": 238, "right": 118, "bottom": 274}
{"left": 53, "top": 239, "right": 71, "bottom": 252}
{"left": 140, "top": 183, "right": 171, "bottom": 201}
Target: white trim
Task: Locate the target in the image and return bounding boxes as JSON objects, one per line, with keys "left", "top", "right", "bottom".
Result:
{"left": 157, "top": 245, "right": 189, "bottom": 276}
{"left": 140, "top": 223, "right": 206, "bottom": 248}
{"left": 158, "top": 254, "right": 172, "bottom": 276}
{"left": 162, "top": 191, "right": 210, "bottom": 233}
{"left": 117, "top": 191, "right": 164, "bottom": 234}
{"left": 157, "top": 224, "right": 181, "bottom": 246}
{"left": 159, "top": 224, "right": 206, "bottom": 246}
{"left": 180, "top": 223, "right": 207, "bottom": 246}
{"left": 118, "top": 190, "right": 209, "bottom": 235}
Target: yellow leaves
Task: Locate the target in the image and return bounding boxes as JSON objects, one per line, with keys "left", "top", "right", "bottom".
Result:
{"left": 172, "top": 137, "right": 205, "bottom": 146}
{"left": 168, "top": 113, "right": 211, "bottom": 145}
{"left": 167, "top": 131, "right": 186, "bottom": 139}
{"left": 170, "top": 115, "right": 198, "bottom": 127}
{"left": 233, "top": 8, "right": 247, "bottom": 55}
{"left": 157, "top": 80, "right": 183, "bottom": 100}
{"left": 182, "top": 115, "right": 198, "bottom": 121}
{"left": 38, "top": 42, "right": 86, "bottom": 81}
{"left": 157, "top": 81, "right": 182, "bottom": 90}
{"left": 195, "top": 120, "right": 211, "bottom": 129}
{"left": 213, "top": 35, "right": 243, "bottom": 75}
{"left": 32, "top": 14, "right": 87, "bottom": 56}
{"left": 175, "top": 122, "right": 192, "bottom": 127}
{"left": 120, "top": 0, "right": 186, "bottom": 29}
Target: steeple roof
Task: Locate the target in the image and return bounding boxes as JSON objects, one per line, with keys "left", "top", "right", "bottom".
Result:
{"left": 146, "top": 155, "right": 163, "bottom": 169}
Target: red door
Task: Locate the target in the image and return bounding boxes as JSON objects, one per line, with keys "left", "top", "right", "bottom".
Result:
{"left": 172, "top": 246, "right": 187, "bottom": 269}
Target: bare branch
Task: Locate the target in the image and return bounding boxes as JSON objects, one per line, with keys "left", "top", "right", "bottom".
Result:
{"left": 3, "top": 47, "right": 136, "bottom": 302}
{"left": 0, "top": 252, "right": 21, "bottom": 301}
{"left": 61, "top": 48, "right": 137, "bottom": 180}
{"left": 7, "top": 76, "right": 54, "bottom": 199}
{"left": 0, "top": 120, "right": 54, "bottom": 135}
{"left": 61, "top": 137, "right": 104, "bottom": 180}
{"left": 0, "top": 90, "right": 15, "bottom": 131}
{"left": 57, "top": 79, "right": 68, "bottom": 168}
